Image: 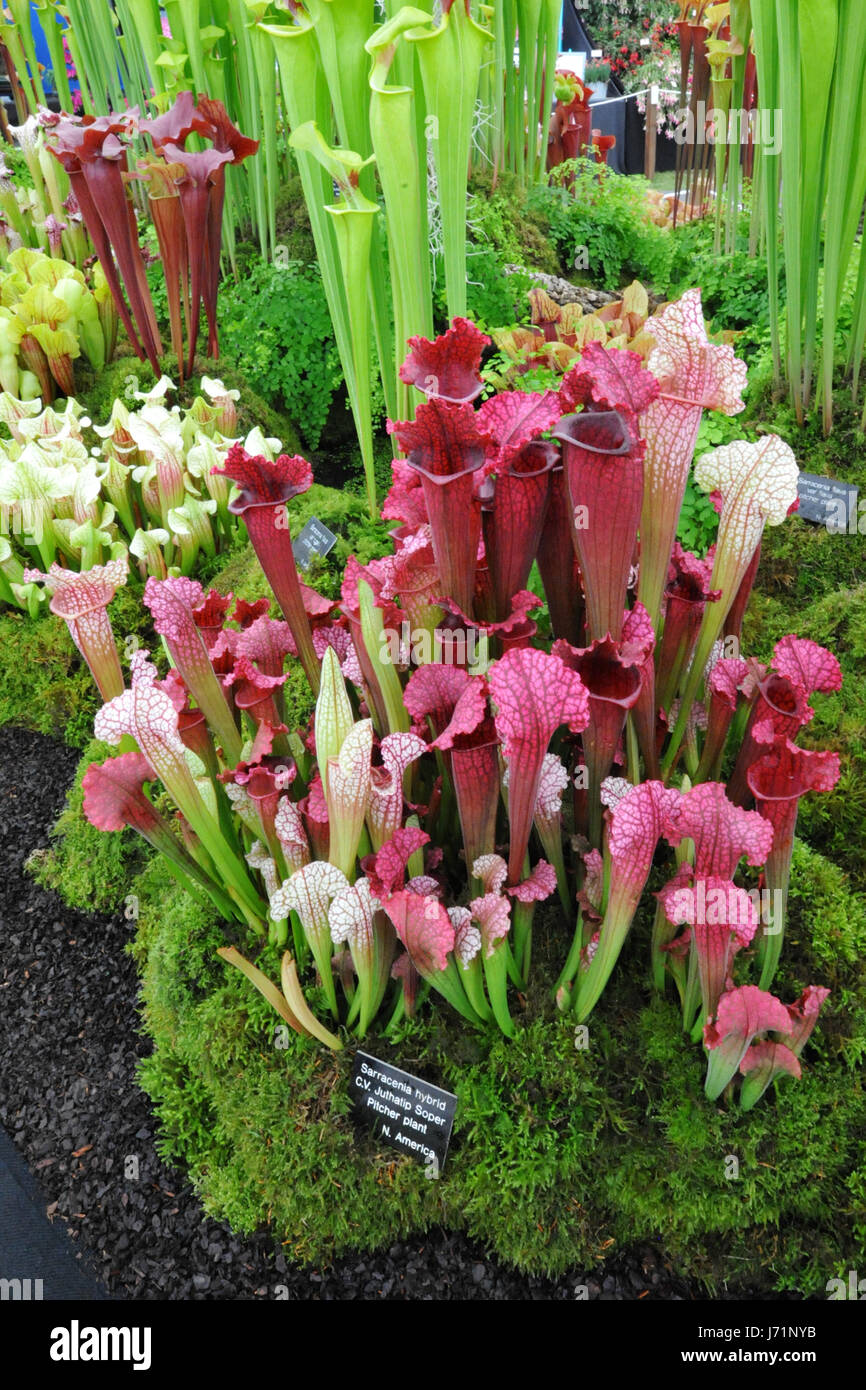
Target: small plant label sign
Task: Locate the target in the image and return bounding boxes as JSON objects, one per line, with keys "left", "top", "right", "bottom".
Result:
{"left": 292, "top": 516, "right": 338, "bottom": 570}
{"left": 797, "top": 471, "right": 858, "bottom": 528}
{"left": 351, "top": 1051, "right": 457, "bottom": 1173}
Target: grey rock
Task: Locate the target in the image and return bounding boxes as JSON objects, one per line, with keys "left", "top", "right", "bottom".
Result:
{"left": 503, "top": 263, "right": 619, "bottom": 310}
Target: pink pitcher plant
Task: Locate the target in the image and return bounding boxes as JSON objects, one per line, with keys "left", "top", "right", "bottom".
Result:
{"left": 74, "top": 294, "right": 840, "bottom": 1111}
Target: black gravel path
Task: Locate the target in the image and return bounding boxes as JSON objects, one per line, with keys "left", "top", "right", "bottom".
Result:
{"left": 0, "top": 726, "right": 799, "bottom": 1301}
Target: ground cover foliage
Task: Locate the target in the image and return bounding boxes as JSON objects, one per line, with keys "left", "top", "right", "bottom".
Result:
{"left": 7, "top": 189, "right": 866, "bottom": 1294}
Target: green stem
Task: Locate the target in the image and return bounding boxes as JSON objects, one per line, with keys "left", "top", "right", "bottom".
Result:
{"left": 427, "top": 958, "right": 482, "bottom": 1026}
{"left": 384, "top": 986, "right": 406, "bottom": 1033}
{"left": 554, "top": 910, "right": 586, "bottom": 998}
{"left": 265, "top": 19, "right": 370, "bottom": 516}
{"left": 406, "top": 2, "right": 492, "bottom": 319}
{"left": 482, "top": 941, "right": 515, "bottom": 1036}
{"left": 33, "top": 2, "right": 73, "bottom": 112}
{"left": 8, "top": 0, "right": 48, "bottom": 106}
{"left": 366, "top": 9, "right": 434, "bottom": 420}
{"left": 357, "top": 578, "right": 410, "bottom": 733}
{"left": 459, "top": 956, "right": 491, "bottom": 1021}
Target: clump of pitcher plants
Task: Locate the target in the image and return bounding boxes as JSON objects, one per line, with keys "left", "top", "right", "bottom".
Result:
{"left": 0, "top": 374, "right": 248, "bottom": 608}
{"left": 46, "top": 94, "right": 258, "bottom": 382}
{"left": 69, "top": 289, "right": 838, "bottom": 1111}
{"left": 0, "top": 248, "right": 112, "bottom": 404}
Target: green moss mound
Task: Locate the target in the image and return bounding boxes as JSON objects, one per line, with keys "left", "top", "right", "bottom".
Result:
{"left": 273, "top": 166, "right": 317, "bottom": 265}
{"left": 121, "top": 836, "right": 866, "bottom": 1291}
{"left": 0, "top": 581, "right": 150, "bottom": 746}
{"left": 0, "top": 606, "right": 90, "bottom": 741}
{"left": 73, "top": 355, "right": 302, "bottom": 452}
{"left": 467, "top": 170, "right": 560, "bottom": 277}
{"left": 28, "top": 738, "right": 145, "bottom": 914}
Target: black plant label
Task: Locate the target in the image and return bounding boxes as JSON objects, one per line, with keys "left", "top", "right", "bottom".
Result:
{"left": 797, "top": 471, "right": 859, "bottom": 530}
{"left": 350, "top": 1051, "right": 457, "bottom": 1174}
{"left": 293, "top": 516, "right": 338, "bottom": 570}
